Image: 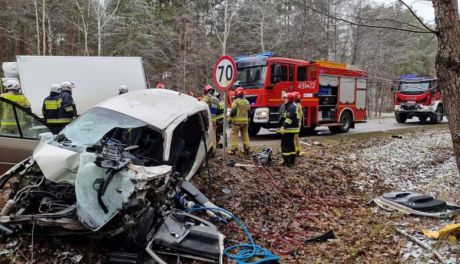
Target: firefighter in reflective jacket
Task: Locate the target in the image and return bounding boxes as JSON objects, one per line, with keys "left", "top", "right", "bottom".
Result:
{"left": 228, "top": 87, "right": 250, "bottom": 155}
{"left": 278, "top": 93, "right": 299, "bottom": 165}
{"left": 293, "top": 92, "right": 303, "bottom": 155}
{"left": 58, "top": 81, "right": 77, "bottom": 128}
{"left": 42, "top": 84, "right": 63, "bottom": 134}
{"left": 0, "top": 80, "right": 31, "bottom": 133}
{"left": 202, "top": 85, "right": 219, "bottom": 127}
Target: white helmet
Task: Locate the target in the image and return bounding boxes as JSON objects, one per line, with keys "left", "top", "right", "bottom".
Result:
{"left": 2, "top": 79, "right": 20, "bottom": 91}
{"left": 119, "top": 85, "right": 128, "bottom": 94}
{"left": 50, "top": 84, "right": 61, "bottom": 93}
{"left": 61, "top": 81, "right": 74, "bottom": 91}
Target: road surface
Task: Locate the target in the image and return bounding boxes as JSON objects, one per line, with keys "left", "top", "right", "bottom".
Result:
{"left": 235, "top": 117, "right": 448, "bottom": 146}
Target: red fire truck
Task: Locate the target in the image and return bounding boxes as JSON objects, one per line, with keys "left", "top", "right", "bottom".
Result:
{"left": 228, "top": 53, "right": 368, "bottom": 135}
{"left": 393, "top": 75, "right": 443, "bottom": 124}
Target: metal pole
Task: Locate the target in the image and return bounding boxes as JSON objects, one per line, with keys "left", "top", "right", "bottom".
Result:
{"left": 223, "top": 92, "right": 228, "bottom": 160}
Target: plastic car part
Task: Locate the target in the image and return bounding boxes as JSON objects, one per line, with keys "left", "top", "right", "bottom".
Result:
{"left": 373, "top": 192, "right": 460, "bottom": 218}
{"left": 146, "top": 210, "right": 224, "bottom": 263}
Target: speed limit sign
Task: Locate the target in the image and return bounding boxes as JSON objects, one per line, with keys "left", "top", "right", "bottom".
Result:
{"left": 212, "top": 55, "right": 237, "bottom": 91}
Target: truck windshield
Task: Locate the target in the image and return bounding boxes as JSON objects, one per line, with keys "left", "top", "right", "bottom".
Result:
{"left": 399, "top": 81, "right": 431, "bottom": 93}
{"left": 237, "top": 66, "right": 267, "bottom": 89}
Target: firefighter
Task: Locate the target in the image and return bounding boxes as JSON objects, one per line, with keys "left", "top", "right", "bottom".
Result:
{"left": 156, "top": 82, "right": 165, "bottom": 89}
{"left": 42, "top": 84, "right": 64, "bottom": 134}
{"left": 202, "top": 85, "right": 219, "bottom": 127}
{"left": 228, "top": 87, "right": 250, "bottom": 155}
{"left": 119, "top": 85, "right": 128, "bottom": 95}
{"left": 293, "top": 91, "right": 303, "bottom": 156}
{"left": 278, "top": 92, "right": 299, "bottom": 166}
{"left": 0, "top": 79, "right": 31, "bottom": 133}
{"left": 59, "top": 81, "right": 77, "bottom": 128}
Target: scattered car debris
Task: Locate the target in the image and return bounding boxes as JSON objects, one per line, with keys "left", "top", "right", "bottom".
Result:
{"left": 423, "top": 223, "right": 460, "bottom": 240}
{"left": 252, "top": 147, "right": 273, "bottom": 167}
{"left": 372, "top": 192, "right": 460, "bottom": 218}
{"left": 391, "top": 135, "right": 403, "bottom": 139}
{"left": 304, "top": 230, "right": 336, "bottom": 244}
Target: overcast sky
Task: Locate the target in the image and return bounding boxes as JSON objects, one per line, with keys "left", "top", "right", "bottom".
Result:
{"left": 372, "top": 0, "right": 435, "bottom": 23}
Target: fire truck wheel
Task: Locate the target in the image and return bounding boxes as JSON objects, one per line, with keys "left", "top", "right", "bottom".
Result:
{"left": 430, "top": 105, "right": 443, "bottom": 124}
{"left": 329, "top": 111, "right": 352, "bottom": 133}
{"left": 395, "top": 113, "right": 407, "bottom": 123}
{"left": 248, "top": 124, "right": 261, "bottom": 136}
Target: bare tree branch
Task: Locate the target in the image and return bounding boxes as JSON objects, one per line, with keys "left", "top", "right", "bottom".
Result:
{"left": 290, "top": 0, "right": 435, "bottom": 34}
{"left": 397, "top": 0, "right": 437, "bottom": 34}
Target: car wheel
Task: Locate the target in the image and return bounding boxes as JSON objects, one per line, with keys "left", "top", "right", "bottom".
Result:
{"left": 248, "top": 124, "right": 261, "bottom": 136}
{"left": 395, "top": 112, "right": 407, "bottom": 123}
{"left": 430, "top": 105, "right": 443, "bottom": 124}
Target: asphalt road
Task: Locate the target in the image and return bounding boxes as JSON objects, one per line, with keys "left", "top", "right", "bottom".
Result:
{"left": 242, "top": 116, "right": 448, "bottom": 146}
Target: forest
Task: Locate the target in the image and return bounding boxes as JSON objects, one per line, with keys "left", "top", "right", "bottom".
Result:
{"left": 0, "top": 0, "right": 436, "bottom": 115}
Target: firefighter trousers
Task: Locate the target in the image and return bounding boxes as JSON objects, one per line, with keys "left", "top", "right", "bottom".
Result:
{"left": 230, "top": 124, "right": 250, "bottom": 151}
{"left": 294, "top": 133, "right": 301, "bottom": 154}
{"left": 281, "top": 133, "right": 296, "bottom": 164}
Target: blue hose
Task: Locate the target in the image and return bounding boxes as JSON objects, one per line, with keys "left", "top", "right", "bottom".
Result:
{"left": 185, "top": 207, "right": 280, "bottom": 264}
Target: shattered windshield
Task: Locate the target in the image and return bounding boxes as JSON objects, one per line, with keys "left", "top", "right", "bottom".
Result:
{"left": 59, "top": 107, "right": 147, "bottom": 146}
{"left": 399, "top": 81, "right": 430, "bottom": 93}
{"left": 237, "top": 66, "right": 267, "bottom": 89}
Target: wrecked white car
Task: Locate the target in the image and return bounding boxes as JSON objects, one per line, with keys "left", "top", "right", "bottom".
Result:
{"left": 0, "top": 89, "right": 229, "bottom": 263}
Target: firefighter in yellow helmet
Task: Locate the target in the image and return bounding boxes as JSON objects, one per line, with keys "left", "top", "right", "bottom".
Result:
{"left": 228, "top": 87, "right": 250, "bottom": 155}
{"left": 293, "top": 91, "right": 303, "bottom": 155}
{"left": 0, "top": 79, "right": 31, "bottom": 133}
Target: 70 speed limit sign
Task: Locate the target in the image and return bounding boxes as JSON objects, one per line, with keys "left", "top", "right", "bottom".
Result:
{"left": 212, "top": 55, "right": 237, "bottom": 91}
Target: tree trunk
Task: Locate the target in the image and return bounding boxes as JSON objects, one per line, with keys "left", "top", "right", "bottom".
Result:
{"left": 97, "top": 18, "right": 102, "bottom": 56}
{"left": 432, "top": 0, "right": 460, "bottom": 171}
{"left": 42, "top": 0, "right": 46, "bottom": 55}
{"left": 34, "top": 0, "right": 41, "bottom": 55}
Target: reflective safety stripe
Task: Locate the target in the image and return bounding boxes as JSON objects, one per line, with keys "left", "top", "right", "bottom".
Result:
{"left": 285, "top": 118, "right": 293, "bottom": 125}
{"left": 1, "top": 121, "right": 18, "bottom": 126}
{"left": 64, "top": 106, "right": 74, "bottom": 112}
{"left": 47, "top": 118, "right": 73, "bottom": 124}
{"left": 215, "top": 114, "right": 224, "bottom": 120}
{"left": 282, "top": 152, "right": 296, "bottom": 156}
{"left": 232, "top": 117, "right": 249, "bottom": 122}
{"left": 285, "top": 128, "right": 300, "bottom": 133}
{"left": 44, "top": 100, "right": 61, "bottom": 110}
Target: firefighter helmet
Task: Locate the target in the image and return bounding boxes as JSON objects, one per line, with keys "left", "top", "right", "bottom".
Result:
{"left": 2, "top": 80, "right": 20, "bottom": 91}
{"left": 203, "top": 84, "right": 214, "bottom": 94}
{"left": 61, "top": 81, "right": 75, "bottom": 92}
{"left": 293, "top": 91, "right": 301, "bottom": 100}
{"left": 235, "top": 87, "right": 244, "bottom": 97}
{"left": 286, "top": 92, "right": 295, "bottom": 102}
{"left": 156, "top": 82, "right": 165, "bottom": 89}
{"left": 119, "top": 85, "right": 128, "bottom": 94}
{"left": 50, "top": 84, "right": 61, "bottom": 93}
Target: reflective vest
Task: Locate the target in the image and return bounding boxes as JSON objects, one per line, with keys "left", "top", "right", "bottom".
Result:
{"left": 203, "top": 94, "right": 219, "bottom": 121}
{"left": 280, "top": 102, "right": 299, "bottom": 133}
{"left": 296, "top": 102, "right": 303, "bottom": 129}
{"left": 42, "top": 93, "right": 64, "bottom": 124}
{"left": 0, "top": 92, "right": 31, "bottom": 129}
{"left": 58, "top": 91, "right": 77, "bottom": 124}
{"left": 216, "top": 101, "right": 225, "bottom": 121}
{"left": 230, "top": 97, "right": 250, "bottom": 125}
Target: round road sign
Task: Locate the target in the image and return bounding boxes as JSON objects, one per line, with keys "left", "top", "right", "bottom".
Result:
{"left": 212, "top": 55, "right": 237, "bottom": 91}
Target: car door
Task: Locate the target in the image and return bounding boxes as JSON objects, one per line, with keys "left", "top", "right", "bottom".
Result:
{"left": 0, "top": 97, "right": 51, "bottom": 174}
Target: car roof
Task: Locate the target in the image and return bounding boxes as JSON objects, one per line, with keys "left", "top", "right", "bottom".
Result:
{"left": 96, "top": 89, "right": 208, "bottom": 130}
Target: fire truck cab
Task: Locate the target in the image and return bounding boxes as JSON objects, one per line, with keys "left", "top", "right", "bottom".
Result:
{"left": 393, "top": 75, "right": 443, "bottom": 124}
{"left": 229, "top": 53, "right": 368, "bottom": 135}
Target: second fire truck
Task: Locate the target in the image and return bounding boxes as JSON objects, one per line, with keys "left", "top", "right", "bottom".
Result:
{"left": 229, "top": 53, "right": 368, "bottom": 135}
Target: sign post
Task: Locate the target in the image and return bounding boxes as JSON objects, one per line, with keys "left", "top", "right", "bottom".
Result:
{"left": 212, "top": 55, "right": 237, "bottom": 159}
